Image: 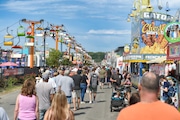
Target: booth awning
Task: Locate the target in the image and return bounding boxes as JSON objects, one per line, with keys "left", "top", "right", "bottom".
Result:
{"left": 125, "top": 60, "right": 147, "bottom": 63}
{"left": 146, "top": 56, "right": 168, "bottom": 64}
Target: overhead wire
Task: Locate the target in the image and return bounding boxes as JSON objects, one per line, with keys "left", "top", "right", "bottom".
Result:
{"left": 0, "top": 19, "right": 86, "bottom": 52}
{"left": 0, "top": 20, "right": 19, "bottom": 33}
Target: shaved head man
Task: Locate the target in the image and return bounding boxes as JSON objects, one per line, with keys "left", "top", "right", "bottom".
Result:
{"left": 117, "top": 72, "right": 180, "bottom": 120}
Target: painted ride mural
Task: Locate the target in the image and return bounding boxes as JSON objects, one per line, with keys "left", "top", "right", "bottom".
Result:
{"left": 131, "top": 12, "right": 173, "bottom": 54}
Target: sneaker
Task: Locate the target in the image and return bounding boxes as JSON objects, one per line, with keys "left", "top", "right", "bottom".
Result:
{"left": 81, "top": 101, "right": 86, "bottom": 104}
{"left": 93, "top": 101, "right": 97, "bottom": 103}
{"left": 89, "top": 101, "right": 92, "bottom": 104}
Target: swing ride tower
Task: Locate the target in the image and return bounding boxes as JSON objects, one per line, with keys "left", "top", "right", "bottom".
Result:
{"left": 22, "top": 19, "right": 44, "bottom": 68}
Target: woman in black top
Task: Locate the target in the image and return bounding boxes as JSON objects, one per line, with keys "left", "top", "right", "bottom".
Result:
{"left": 80, "top": 70, "right": 88, "bottom": 103}
{"left": 106, "top": 67, "right": 112, "bottom": 88}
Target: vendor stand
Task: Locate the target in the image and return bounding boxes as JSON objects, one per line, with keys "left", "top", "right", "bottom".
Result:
{"left": 167, "top": 42, "right": 180, "bottom": 110}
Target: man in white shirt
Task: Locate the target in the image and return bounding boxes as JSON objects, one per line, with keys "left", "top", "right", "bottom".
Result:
{"left": 0, "top": 107, "right": 9, "bottom": 120}
{"left": 48, "top": 72, "right": 58, "bottom": 89}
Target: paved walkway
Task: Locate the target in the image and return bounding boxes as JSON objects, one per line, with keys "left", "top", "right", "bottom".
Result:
{"left": 0, "top": 84, "right": 133, "bottom": 120}
{"left": 73, "top": 87, "right": 119, "bottom": 120}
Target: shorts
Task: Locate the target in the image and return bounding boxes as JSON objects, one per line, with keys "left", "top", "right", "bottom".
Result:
{"left": 163, "top": 94, "right": 169, "bottom": 102}
{"left": 89, "top": 86, "right": 97, "bottom": 93}
{"left": 66, "top": 96, "right": 72, "bottom": 104}
{"left": 107, "top": 77, "right": 111, "bottom": 82}
{"left": 125, "top": 87, "right": 131, "bottom": 92}
{"left": 100, "top": 78, "right": 105, "bottom": 83}
{"left": 39, "top": 109, "right": 47, "bottom": 120}
{"left": 72, "top": 90, "right": 81, "bottom": 98}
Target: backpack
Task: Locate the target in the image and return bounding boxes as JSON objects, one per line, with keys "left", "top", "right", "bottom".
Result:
{"left": 90, "top": 73, "right": 98, "bottom": 88}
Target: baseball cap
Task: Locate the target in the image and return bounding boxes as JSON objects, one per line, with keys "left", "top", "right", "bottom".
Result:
{"left": 71, "top": 68, "right": 78, "bottom": 72}
{"left": 64, "top": 70, "right": 70, "bottom": 76}
{"left": 42, "top": 72, "right": 49, "bottom": 80}
{"left": 45, "top": 69, "right": 50, "bottom": 74}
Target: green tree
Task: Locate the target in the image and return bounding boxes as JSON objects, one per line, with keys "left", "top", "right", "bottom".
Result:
{"left": 60, "top": 58, "right": 73, "bottom": 66}
{"left": 88, "top": 52, "right": 105, "bottom": 63}
{"left": 46, "top": 48, "right": 62, "bottom": 67}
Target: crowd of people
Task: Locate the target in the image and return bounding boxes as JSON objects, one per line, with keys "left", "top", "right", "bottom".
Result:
{"left": 0, "top": 65, "right": 180, "bottom": 120}
{"left": 11, "top": 65, "right": 127, "bottom": 120}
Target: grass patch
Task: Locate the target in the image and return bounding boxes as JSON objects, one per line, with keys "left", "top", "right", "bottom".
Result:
{"left": 0, "top": 84, "right": 22, "bottom": 96}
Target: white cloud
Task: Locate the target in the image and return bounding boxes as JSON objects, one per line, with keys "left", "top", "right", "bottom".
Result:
{"left": 81, "top": 0, "right": 132, "bottom": 5}
{"left": 88, "top": 29, "right": 130, "bottom": 35}
{"left": 1, "top": 0, "right": 86, "bottom": 16}
{"left": 1, "top": 0, "right": 132, "bottom": 20}
{"left": 76, "top": 33, "right": 131, "bottom": 52}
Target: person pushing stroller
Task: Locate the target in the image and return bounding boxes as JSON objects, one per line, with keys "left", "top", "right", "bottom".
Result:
{"left": 110, "top": 69, "right": 123, "bottom": 92}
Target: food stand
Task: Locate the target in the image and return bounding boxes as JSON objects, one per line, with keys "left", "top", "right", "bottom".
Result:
{"left": 167, "top": 42, "right": 180, "bottom": 109}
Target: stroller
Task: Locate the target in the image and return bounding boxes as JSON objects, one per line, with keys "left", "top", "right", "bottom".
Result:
{"left": 110, "top": 86, "right": 126, "bottom": 112}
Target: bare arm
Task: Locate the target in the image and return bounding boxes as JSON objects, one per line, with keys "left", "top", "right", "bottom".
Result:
{"left": 14, "top": 94, "right": 20, "bottom": 120}
{"left": 44, "top": 109, "right": 50, "bottom": 120}
{"left": 110, "top": 77, "right": 116, "bottom": 82}
{"left": 35, "top": 96, "right": 39, "bottom": 120}
{"left": 50, "top": 94, "right": 54, "bottom": 103}
{"left": 69, "top": 110, "right": 75, "bottom": 120}
{"left": 163, "top": 87, "right": 168, "bottom": 92}
{"left": 86, "top": 77, "right": 90, "bottom": 86}
{"left": 87, "top": 74, "right": 91, "bottom": 86}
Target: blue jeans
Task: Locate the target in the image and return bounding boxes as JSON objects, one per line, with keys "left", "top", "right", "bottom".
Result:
{"left": 39, "top": 109, "right": 47, "bottom": 120}
{"left": 66, "top": 96, "right": 72, "bottom": 104}
{"left": 80, "top": 83, "right": 87, "bottom": 101}
{"left": 163, "top": 96, "right": 169, "bottom": 102}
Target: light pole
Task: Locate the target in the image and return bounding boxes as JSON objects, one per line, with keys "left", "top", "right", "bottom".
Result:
{"left": 50, "top": 24, "right": 64, "bottom": 50}
{"left": 43, "top": 31, "right": 46, "bottom": 68}
{"left": 60, "top": 35, "right": 63, "bottom": 52}
{"left": 59, "top": 31, "right": 66, "bottom": 53}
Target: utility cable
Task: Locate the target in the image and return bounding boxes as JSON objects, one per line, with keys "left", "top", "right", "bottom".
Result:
{"left": 0, "top": 20, "right": 19, "bottom": 33}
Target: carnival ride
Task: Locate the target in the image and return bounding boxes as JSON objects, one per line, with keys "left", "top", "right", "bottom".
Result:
{"left": 0, "top": 19, "right": 92, "bottom": 68}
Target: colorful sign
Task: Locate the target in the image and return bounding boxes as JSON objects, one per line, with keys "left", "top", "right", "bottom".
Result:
{"left": 131, "top": 12, "right": 172, "bottom": 54}
{"left": 123, "top": 54, "right": 145, "bottom": 62}
{"left": 167, "top": 42, "right": 180, "bottom": 60}
{"left": 139, "top": 18, "right": 169, "bottom": 54}
{"left": 144, "top": 54, "right": 166, "bottom": 60}
{"left": 142, "top": 12, "right": 173, "bottom": 21}
{"left": 123, "top": 54, "right": 166, "bottom": 62}
{"left": 164, "top": 22, "right": 180, "bottom": 43}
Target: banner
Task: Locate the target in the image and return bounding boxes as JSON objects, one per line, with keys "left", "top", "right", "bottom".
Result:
{"left": 140, "top": 19, "right": 168, "bottom": 54}
{"left": 3, "top": 68, "right": 24, "bottom": 76}
{"left": 131, "top": 12, "right": 172, "bottom": 54}
{"left": 167, "top": 42, "right": 180, "bottom": 60}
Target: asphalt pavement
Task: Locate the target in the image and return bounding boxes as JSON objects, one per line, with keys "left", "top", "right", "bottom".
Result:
{"left": 0, "top": 85, "right": 125, "bottom": 120}
{"left": 73, "top": 86, "right": 120, "bottom": 120}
